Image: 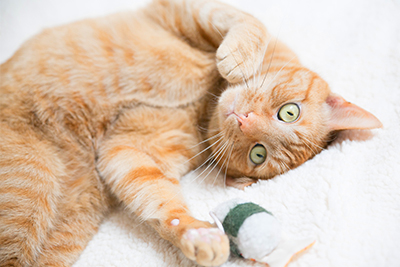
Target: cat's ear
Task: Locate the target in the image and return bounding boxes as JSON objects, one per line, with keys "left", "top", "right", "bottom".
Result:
{"left": 326, "top": 93, "right": 383, "bottom": 130}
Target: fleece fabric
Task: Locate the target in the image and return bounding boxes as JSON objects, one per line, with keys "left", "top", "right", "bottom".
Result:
{"left": 1, "top": 0, "right": 399, "bottom": 266}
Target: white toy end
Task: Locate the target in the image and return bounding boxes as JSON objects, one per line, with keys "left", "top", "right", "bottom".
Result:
{"left": 257, "top": 237, "right": 316, "bottom": 267}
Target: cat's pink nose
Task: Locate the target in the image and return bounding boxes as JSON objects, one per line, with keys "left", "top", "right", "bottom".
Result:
{"left": 236, "top": 112, "right": 257, "bottom": 134}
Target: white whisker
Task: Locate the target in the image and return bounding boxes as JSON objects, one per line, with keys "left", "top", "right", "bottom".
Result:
{"left": 259, "top": 16, "right": 286, "bottom": 89}
{"left": 211, "top": 141, "right": 234, "bottom": 187}
{"left": 259, "top": 36, "right": 279, "bottom": 89}
{"left": 200, "top": 141, "right": 231, "bottom": 186}
{"left": 136, "top": 140, "right": 229, "bottom": 225}
{"left": 188, "top": 132, "right": 223, "bottom": 149}
{"left": 256, "top": 37, "right": 272, "bottom": 87}
{"left": 189, "top": 139, "right": 230, "bottom": 184}
{"left": 279, "top": 160, "right": 290, "bottom": 173}
{"left": 262, "top": 56, "right": 296, "bottom": 90}
{"left": 301, "top": 135, "right": 325, "bottom": 156}
{"left": 223, "top": 143, "right": 235, "bottom": 189}
{"left": 182, "top": 135, "right": 224, "bottom": 165}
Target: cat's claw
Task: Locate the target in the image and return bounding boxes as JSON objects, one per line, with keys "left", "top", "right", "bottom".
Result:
{"left": 180, "top": 228, "right": 230, "bottom": 266}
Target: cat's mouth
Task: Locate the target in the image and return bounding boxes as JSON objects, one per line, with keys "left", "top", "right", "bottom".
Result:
{"left": 226, "top": 111, "right": 248, "bottom": 127}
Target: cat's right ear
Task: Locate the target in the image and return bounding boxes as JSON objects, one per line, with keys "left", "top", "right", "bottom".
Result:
{"left": 326, "top": 93, "right": 383, "bottom": 131}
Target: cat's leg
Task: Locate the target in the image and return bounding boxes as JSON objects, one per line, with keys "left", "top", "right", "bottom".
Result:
{"left": 0, "top": 125, "right": 64, "bottom": 266}
{"left": 97, "top": 144, "right": 229, "bottom": 266}
{"left": 0, "top": 124, "right": 106, "bottom": 267}
{"left": 148, "top": 0, "right": 270, "bottom": 84}
{"left": 33, "top": 169, "right": 108, "bottom": 267}
{"left": 96, "top": 111, "right": 229, "bottom": 266}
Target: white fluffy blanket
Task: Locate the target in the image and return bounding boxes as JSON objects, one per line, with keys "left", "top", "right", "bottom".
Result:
{"left": 1, "top": 0, "right": 399, "bottom": 266}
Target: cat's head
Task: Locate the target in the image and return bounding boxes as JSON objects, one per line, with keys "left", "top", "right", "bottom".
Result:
{"left": 208, "top": 63, "right": 382, "bottom": 180}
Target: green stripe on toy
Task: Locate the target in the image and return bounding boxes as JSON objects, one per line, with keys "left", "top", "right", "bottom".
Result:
{"left": 211, "top": 198, "right": 316, "bottom": 267}
{"left": 222, "top": 202, "right": 271, "bottom": 238}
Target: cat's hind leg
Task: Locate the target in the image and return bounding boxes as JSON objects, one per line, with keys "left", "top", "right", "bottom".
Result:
{"left": 0, "top": 125, "right": 64, "bottom": 266}
{"left": 32, "top": 168, "right": 108, "bottom": 267}
{"left": 0, "top": 124, "right": 107, "bottom": 267}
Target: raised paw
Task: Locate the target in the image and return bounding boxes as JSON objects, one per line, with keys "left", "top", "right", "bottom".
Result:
{"left": 180, "top": 228, "right": 230, "bottom": 266}
{"left": 216, "top": 26, "right": 268, "bottom": 84}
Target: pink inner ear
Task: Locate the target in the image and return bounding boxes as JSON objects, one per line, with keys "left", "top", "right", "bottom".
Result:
{"left": 326, "top": 94, "right": 383, "bottom": 131}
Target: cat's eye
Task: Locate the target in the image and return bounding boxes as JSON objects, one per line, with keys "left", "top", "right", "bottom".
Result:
{"left": 278, "top": 103, "right": 300, "bottom": 123}
{"left": 249, "top": 144, "right": 266, "bottom": 165}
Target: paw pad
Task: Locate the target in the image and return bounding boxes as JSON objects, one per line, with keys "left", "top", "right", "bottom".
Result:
{"left": 180, "top": 227, "right": 229, "bottom": 266}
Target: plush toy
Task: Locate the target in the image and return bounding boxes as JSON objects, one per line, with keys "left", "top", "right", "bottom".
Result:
{"left": 210, "top": 199, "right": 315, "bottom": 267}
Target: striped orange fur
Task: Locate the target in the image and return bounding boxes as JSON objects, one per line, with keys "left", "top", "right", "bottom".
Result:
{"left": 0, "top": 0, "right": 382, "bottom": 266}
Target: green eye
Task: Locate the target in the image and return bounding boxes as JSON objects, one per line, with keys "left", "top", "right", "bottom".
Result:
{"left": 249, "top": 144, "right": 267, "bottom": 165}
{"left": 278, "top": 103, "right": 300, "bottom": 123}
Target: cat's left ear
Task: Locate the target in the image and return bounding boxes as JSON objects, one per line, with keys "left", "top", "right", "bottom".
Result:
{"left": 326, "top": 93, "right": 383, "bottom": 130}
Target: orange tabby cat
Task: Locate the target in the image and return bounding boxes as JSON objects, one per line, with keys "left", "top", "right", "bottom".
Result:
{"left": 0, "top": 0, "right": 382, "bottom": 266}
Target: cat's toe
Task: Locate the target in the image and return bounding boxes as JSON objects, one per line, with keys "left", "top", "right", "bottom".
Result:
{"left": 216, "top": 40, "right": 265, "bottom": 85}
{"left": 180, "top": 228, "right": 230, "bottom": 266}
{"left": 216, "top": 45, "right": 247, "bottom": 84}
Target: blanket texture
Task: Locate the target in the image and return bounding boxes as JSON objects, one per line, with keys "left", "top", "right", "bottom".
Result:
{"left": 1, "top": 0, "right": 399, "bottom": 266}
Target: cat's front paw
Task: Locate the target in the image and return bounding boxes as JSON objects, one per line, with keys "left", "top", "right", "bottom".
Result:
{"left": 180, "top": 228, "right": 229, "bottom": 266}
{"left": 216, "top": 27, "right": 268, "bottom": 84}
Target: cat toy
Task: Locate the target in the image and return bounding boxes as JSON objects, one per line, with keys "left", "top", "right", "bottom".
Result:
{"left": 210, "top": 199, "right": 315, "bottom": 267}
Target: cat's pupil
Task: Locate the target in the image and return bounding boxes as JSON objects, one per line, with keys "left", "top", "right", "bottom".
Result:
{"left": 287, "top": 111, "right": 294, "bottom": 116}
{"left": 257, "top": 154, "right": 263, "bottom": 158}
